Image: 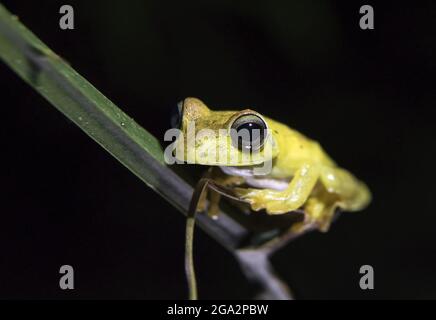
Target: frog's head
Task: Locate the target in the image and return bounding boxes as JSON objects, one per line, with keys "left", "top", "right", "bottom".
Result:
{"left": 171, "top": 97, "right": 279, "bottom": 166}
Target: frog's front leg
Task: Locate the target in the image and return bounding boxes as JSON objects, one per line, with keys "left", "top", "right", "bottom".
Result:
{"left": 235, "top": 164, "right": 320, "bottom": 214}
{"left": 197, "top": 167, "right": 245, "bottom": 216}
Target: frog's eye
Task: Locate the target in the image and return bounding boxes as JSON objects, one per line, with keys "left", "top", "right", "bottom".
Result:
{"left": 170, "top": 100, "right": 184, "bottom": 129}
{"left": 230, "top": 113, "right": 267, "bottom": 151}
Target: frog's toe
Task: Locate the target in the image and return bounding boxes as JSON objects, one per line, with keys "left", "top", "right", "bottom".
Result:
{"left": 233, "top": 187, "right": 257, "bottom": 200}
{"left": 265, "top": 202, "right": 290, "bottom": 215}
{"left": 233, "top": 188, "right": 267, "bottom": 211}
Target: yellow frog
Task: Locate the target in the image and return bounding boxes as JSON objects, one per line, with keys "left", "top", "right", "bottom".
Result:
{"left": 172, "top": 97, "right": 371, "bottom": 232}
{"left": 171, "top": 97, "right": 371, "bottom": 300}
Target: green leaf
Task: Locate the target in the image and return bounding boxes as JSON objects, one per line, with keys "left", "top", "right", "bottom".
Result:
{"left": 0, "top": 4, "right": 303, "bottom": 299}
{"left": 0, "top": 3, "right": 249, "bottom": 248}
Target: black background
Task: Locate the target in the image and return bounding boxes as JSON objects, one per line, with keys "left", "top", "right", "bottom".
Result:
{"left": 0, "top": 0, "right": 435, "bottom": 299}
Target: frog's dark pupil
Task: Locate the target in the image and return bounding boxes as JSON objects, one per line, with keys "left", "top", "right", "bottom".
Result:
{"left": 237, "top": 122, "right": 264, "bottom": 140}
{"left": 230, "top": 114, "right": 267, "bottom": 151}
{"left": 236, "top": 122, "right": 265, "bottom": 149}
{"left": 237, "top": 122, "right": 261, "bottom": 132}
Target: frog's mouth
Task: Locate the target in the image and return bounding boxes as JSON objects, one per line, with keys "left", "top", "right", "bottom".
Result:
{"left": 219, "top": 165, "right": 287, "bottom": 188}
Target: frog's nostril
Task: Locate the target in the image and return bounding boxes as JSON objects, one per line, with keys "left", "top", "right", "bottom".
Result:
{"left": 170, "top": 100, "right": 184, "bottom": 128}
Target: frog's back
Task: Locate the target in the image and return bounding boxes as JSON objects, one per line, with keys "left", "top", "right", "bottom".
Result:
{"left": 264, "top": 116, "right": 335, "bottom": 177}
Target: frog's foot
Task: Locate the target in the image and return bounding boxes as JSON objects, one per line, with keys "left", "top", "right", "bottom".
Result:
{"left": 233, "top": 188, "right": 265, "bottom": 211}
{"left": 233, "top": 188, "right": 299, "bottom": 214}
{"left": 291, "top": 195, "right": 339, "bottom": 233}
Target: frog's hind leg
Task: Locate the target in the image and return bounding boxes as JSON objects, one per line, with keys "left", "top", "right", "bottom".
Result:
{"left": 320, "top": 167, "right": 371, "bottom": 212}
{"left": 292, "top": 167, "right": 371, "bottom": 233}
{"left": 293, "top": 191, "right": 340, "bottom": 233}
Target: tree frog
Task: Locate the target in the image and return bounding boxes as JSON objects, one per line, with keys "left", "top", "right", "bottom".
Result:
{"left": 172, "top": 97, "right": 371, "bottom": 232}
